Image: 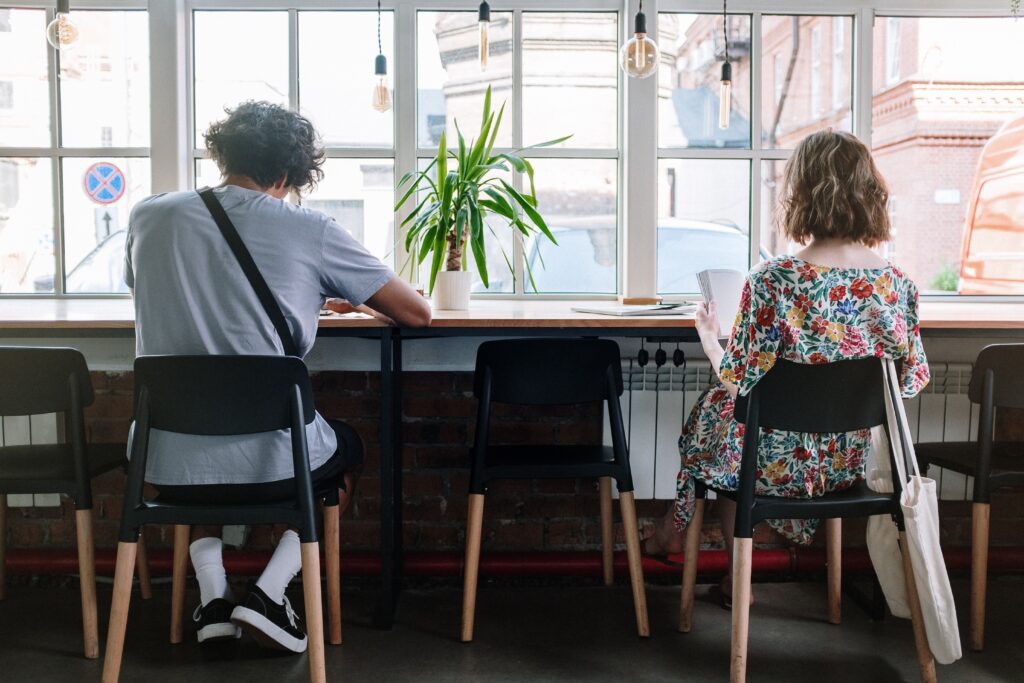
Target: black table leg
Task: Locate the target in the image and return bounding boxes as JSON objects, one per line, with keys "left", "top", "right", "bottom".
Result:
{"left": 374, "top": 327, "right": 397, "bottom": 628}
{"left": 392, "top": 332, "right": 404, "bottom": 600}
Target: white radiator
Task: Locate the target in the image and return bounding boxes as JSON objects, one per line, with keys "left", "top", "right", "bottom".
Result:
{"left": 2, "top": 414, "right": 61, "bottom": 507}
{"left": 604, "top": 361, "right": 977, "bottom": 502}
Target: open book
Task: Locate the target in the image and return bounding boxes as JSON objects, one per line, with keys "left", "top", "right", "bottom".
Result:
{"left": 571, "top": 303, "right": 696, "bottom": 317}
{"left": 696, "top": 269, "right": 745, "bottom": 337}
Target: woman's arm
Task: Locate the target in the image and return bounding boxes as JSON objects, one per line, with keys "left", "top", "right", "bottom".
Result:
{"left": 696, "top": 302, "right": 738, "bottom": 398}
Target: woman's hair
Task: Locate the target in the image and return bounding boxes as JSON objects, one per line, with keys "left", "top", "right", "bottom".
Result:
{"left": 204, "top": 101, "right": 325, "bottom": 194}
{"left": 777, "top": 129, "right": 890, "bottom": 247}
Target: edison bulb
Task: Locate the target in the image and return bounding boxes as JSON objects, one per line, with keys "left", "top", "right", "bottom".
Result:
{"left": 620, "top": 33, "right": 659, "bottom": 79}
{"left": 372, "top": 77, "right": 391, "bottom": 113}
{"left": 718, "top": 62, "right": 733, "bottom": 129}
{"left": 479, "top": 20, "right": 489, "bottom": 71}
{"left": 45, "top": 12, "right": 79, "bottom": 51}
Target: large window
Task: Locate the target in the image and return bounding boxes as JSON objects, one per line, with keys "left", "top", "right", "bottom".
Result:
{"left": 0, "top": 7, "right": 149, "bottom": 295}
{"left": 192, "top": 9, "right": 396, "bottom": 268}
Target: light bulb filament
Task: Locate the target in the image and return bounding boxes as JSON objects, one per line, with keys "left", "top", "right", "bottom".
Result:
{"left": 479, "top": 21, "right": 489, "bottom": 71}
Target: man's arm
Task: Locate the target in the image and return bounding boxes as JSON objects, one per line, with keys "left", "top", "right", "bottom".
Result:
{"left": 363, "top": 276, "right": 432, "bottom": 328}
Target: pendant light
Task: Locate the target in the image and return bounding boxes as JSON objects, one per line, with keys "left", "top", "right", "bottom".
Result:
{"left": 478, "top": 2, "right": 491, "bottom": 71}
{"left": 45, "top": 0, "right": 79, "bottom": 51}
{"left": 718, "top": 0, "right": 732, "bottom": 129}
{"left": 372, "top": 0, "right": 391, "bottom": 113}
{"left": 620, "top": 0, "right": 659, "bottom": 79}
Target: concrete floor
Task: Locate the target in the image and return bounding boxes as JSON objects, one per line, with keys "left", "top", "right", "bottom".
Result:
{"left": 1, "top": 576, "right": 1022, "bottom": 682}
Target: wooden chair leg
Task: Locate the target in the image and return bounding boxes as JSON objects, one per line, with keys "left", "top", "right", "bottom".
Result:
{"left": 826, "top": 518, "right": 841, "bottom": 625}
{"left": 599, "top": 477, "right": 614, "bottom": 587}
{"left": 730, "top": 537, "right": 753, "bottom": 683}
{"left": 101, "top": 541, "right": 137, "bottom": 683}
{"left": 971, "top": 502, "right": 990, "bottom": 652}
{"left": 75, "top": 509, "right": 99, "bottom": 659}
{"left": 618, "top": 491, "right": 650, "bottom": 638}
{"left": 324, "top": 503, "right": 342, "bottom": 645}
{"left": 461, "top": 493, "right": 485, "bottom": 643}
{"left": 0, "top": 494, "right": 6, "bottom": 601}
{"left": 170, "top": 524, "right": 190, "bottom": 644}
{"left": 679, "top": 497, "right": 705, "bottom": 633}
{"left": 135, "top": 531, "right": 153, "bottom": 600}
{"left": 899, "top": 531, "right": 937, "bottom": 683}
{"left": 300, "top": 542, "right": 327, "bottom": 683}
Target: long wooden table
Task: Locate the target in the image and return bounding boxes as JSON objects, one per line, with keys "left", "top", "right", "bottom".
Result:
{"left": 1, "top": 297, "right": 1022, "bottom": 627}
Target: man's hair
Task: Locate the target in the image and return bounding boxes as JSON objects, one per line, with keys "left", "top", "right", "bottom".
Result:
{"left": 777, "top": 129, "right": 891, "bottom": 247}
{"left": 204, "top": 101, "right": 325, "bottom": 194}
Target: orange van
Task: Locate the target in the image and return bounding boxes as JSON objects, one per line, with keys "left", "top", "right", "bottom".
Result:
{"left": 959, "top": 111, "right": 1024, "bottom": 294}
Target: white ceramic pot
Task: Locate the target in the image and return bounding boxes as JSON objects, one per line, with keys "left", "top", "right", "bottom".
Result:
{"left": 432, "top": 270, "right": 473, "bottom": 311}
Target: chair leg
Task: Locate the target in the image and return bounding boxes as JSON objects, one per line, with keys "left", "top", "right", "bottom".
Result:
{"left": 679, "top": 497, "right": 705, "bottom": 633}
{"left": 170, "top": 525, "right": 190, "bottom": 644}
{"left": 826, "top": 518, "right": 841, "bottom": 625}
{"left": 599, "top": 477, "right": 614, "bottom": 587}
{"left": 324, "top": 503, "right": 342, "bottom": 645}
{"left": 971, "top": 502, "right": 990, "bottom": 652}
{"left": 899, "top": 531, "right": 937, "bottom": 683}
{"left": 101, "top": 541, "right": 137, "bottom": 683}
{"left": 300, "top": 542, "right": 327, "bottom": 683}
{"left": 135, "top": 531, "right": 153, "bottom": 600}
{"left": 0, "top": 494, "right": 6, "bottom": 600}
{"left": 461, "top": 493, "right": 485, "bottom": 643}
{"left": 75, "top": 509, "right": 99, "bottom": 659}
{"left": 730, "top": 537, "right": 753, "bottom": 683}
{"left": 618, "top": 491, "right": 650, "bottom": 638}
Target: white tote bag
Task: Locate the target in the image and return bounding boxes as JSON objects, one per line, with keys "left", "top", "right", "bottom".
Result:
{"left": 866, "top": 360, "right": 962, "bottom": 665}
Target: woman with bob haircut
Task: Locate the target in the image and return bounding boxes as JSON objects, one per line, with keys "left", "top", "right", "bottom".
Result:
{"left": 644, "top": 129, "right": 930, "bottom": 607}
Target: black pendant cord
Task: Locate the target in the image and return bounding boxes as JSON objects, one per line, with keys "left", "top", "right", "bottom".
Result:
{"left": 722, "top": 0, "right": 729, "bottom": 64}
{"left": 377, "top": 0, "right": 383, "bottom": 56}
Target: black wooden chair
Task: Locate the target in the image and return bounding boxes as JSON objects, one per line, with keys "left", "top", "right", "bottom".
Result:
{"left": 678, "top": 358, "right": 936, "bottom": 683}
{"left": 0, "top": 346, "right": 151, "bottom": 660}
{"left": 918, "top": 343, "right": 1024, "bottom": 652}
{"left": 461, "top": 338, "right": 648, "bottom": 642}
{"left": 101, "top": 356, "right": 340, "bottom": 683}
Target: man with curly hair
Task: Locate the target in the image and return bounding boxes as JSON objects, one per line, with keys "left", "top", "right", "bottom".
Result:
{"left": 125, "top": 101, "right": 430, "bottom": 652}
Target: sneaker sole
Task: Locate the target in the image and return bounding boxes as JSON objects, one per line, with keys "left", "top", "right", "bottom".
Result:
{"left": 230, "top": 605, "right": 307, "bottom": 653}
{"left": 197, "top": 622, "right": 242, "bottom": 643}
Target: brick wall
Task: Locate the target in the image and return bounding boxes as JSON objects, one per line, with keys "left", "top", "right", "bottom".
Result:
{"left": 5, "top": 371, "right": 1024, "bottom": 556}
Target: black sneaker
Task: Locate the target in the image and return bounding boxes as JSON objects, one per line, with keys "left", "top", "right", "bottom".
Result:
{"left": 230, "top": 584, "right": 307, "bottom": 653}
{"left": 193, "top": 598, "right": 242, "bottom": 643}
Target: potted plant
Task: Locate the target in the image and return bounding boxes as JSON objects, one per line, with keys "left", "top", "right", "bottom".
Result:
{"left": 395, "top": 86, "right": 569, "bottom": 310}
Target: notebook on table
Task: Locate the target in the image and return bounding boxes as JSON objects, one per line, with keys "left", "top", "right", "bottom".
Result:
{"left": 696, "top": 269, "right": 745, "bottom": 337}
{"left": 570, "top": 303, "right": 696, "bottom": 317}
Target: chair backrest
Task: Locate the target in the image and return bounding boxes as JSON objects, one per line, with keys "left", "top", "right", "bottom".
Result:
{"left": 0, "top": 346, "right": 94, "bottom": 416}
{"left": 473, "top": 338, "right": 623, "bottom": 405}
{"left": 133, "top": 355, "right": 315, "bottom": 436}
{"left": 734, "top": 358, "right": 888, "bottom": 433}
{"left": 969, "top": 344, "right": 1024, "bottom": 409}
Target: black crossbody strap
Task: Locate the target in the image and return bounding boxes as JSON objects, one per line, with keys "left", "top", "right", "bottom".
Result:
{"left": 198, "top": 188, "right": 300, "bottom": 357}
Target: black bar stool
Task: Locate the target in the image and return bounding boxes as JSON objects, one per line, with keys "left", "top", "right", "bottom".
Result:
{"left": 918, "top": 343, "right": 1024, "bottom": 651}
{"left": 101, "top": 355, "right": 338, "bottom": 683}
{"left": 0, "top": 346, "right": 151, "bottom": 659}
{"left": 461, "top": 338, "right": 649, "bottom": 642}
{"left": 678, "top": 358, "right": 936, "bottom": 683}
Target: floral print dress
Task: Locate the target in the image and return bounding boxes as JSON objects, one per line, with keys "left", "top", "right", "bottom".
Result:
{"left": 675, "top": 256, "right": 930, "bottom": 544}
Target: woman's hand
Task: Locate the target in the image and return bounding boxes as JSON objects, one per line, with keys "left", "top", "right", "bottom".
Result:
{"left": 695, "top": 301, "right": 722, "bottom": 349}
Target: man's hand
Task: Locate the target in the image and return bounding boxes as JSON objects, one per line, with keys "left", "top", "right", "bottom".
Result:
{"left": 324, "top": 298, "right": 396, "bottom": 325}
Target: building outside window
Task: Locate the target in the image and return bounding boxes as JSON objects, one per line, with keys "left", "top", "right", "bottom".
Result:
{"left": 885, "top": 17, "right": 901, "bottom": 86}
{"left": 832, "top": 17, "right": 845, "bottom": 110}
{"left": 810, "top": 25, "right": 822, "bottom": 117}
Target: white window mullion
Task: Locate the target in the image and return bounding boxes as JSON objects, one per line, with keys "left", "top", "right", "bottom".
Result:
{"left": 854, "top": 7, "right": 874, "bottom": 146}
{"left": 623, "top": 0, "right": 658, "bottom": 303}
{"left": 288, "top": 9, "right": 299, "bottom": 111}
{"left": 394, "top": 1, "right": 417, "bottom": 283}
{"left": 512, "top": 8, "right": 525, "bottom": 295}
{"left": 47, "top": 7, "right": 65, "bottom": 295}
{"left": 750, "top": 11, "right": 763, "bottom": 268}
{"left": 149, "top": 0, "right": 189, "bottom": 194}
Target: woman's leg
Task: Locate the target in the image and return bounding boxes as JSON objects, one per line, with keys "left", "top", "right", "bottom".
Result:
{"left": 644, "top": 503, "right": 686, "bottom": 555}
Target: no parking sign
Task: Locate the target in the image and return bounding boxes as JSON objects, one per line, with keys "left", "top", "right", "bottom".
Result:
{"left": 83, "top": 162, "right": 126, "bottom": 205}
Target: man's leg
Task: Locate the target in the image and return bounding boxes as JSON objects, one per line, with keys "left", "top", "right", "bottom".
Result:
{"left": 189, "top": 526, "right": 232, "bottom": 606}
{"left": 231, "top": 528, "right": 308, "bottom": 653}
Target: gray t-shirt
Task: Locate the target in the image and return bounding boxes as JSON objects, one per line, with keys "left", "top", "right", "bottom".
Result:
{"left": 125, "top": 185, "right": 394, "bottom": 485}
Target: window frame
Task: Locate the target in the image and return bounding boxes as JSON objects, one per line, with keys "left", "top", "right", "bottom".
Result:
{"left": 0, "top": 0, "right": 1019, "bottom": 301}
{"left": 0, "top": 0, "right": 150, "bottom": 299}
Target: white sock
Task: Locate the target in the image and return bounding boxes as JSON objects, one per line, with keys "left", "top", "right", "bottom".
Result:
{"left": 255, "top": 530, "right": 301, "bottom": 605}
{"left": 190, "top": 537, "right": 232, "bottom": 606}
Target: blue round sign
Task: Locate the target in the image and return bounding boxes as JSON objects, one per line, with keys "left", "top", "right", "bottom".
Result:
{"left": 83, "top": 162, "right": 126, "bottom": 205}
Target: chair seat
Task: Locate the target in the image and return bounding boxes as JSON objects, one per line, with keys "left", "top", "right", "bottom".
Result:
{"left": 711, "top": 479, "right": 897, "bottom": 523}
{"left": 917, "top": 440, "right": 1024, "bottom": 491}
{"left": 0, "top": 442, "right": 126, "bottom": 489}
{"left": 480, "top": 444, "right": 623, "bottom": 482}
